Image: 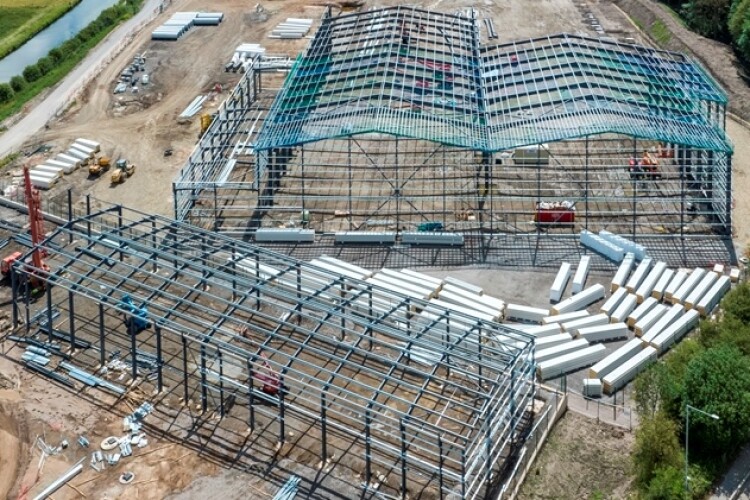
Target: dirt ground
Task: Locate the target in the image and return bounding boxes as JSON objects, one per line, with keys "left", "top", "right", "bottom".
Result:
{"left": 2, "top": 0, "right": 750, "bottom": 498}
{"left": 517, "top": 411, "right": 635, "bottom": 500}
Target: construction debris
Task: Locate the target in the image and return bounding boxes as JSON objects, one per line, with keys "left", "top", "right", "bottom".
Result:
{"left": 269, "top": 18, "right": 313, "bottom": 38}
{"left": 119, "top": 471, "right": 135, "bottom": 484}
{"left": 179, "top": 95, "right": 207, "bottom": 118}
{"left": 152, "top": 12, "right": 224, "bottom": 41}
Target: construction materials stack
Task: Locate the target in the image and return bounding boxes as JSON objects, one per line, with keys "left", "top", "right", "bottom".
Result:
{"left": 269, "top": 18, "right": 313, "bottom": 39}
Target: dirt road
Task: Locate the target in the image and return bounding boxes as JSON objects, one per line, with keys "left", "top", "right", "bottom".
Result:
{"left": 0, "top": 0, "right": 163, "bottom": 158}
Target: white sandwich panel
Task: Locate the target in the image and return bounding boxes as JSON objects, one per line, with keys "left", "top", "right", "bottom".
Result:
{"left": 551, "top": 284, "right": 606, "bottom": 315}
{"left": 577, "top": 323, "right": 629, "bottom": 343}
{"left": 441, "top": 284, "right": 505, "bottom": 311}
{"left": 31, "top": 165, "right": 63, "bottom": 178}
{"left": 562, "top": 313, "right": 609, "bottom": 336}
{"left": 443, "top": 276, "right": 483, "bottom": 295}
{"left": 598, "top": 230, "right": 647, "bottom": 260}
{"left": 572, "top": 255, "right": 591, "bottom": 294}
{"left": 28, "top": 175, "right": 55, "bottom": 189}
{"left": 74, "top": 138, "right": 101, "bottom": 152}
{"left": 432, "top": 290, "right": 501, "bottom": 319}
{"left": 635, "top": 261, "right": 667, "bottom": 303}
{"left": 580, "top": 230, "right": 625, "bottom": 262}
{"left": 634, "top": 304, "right": 668, "bottom": 336}
{"left": 664, "top": 270, "right": 688, "bottom": 301}
{"left": 535, "top": 339, "right": 590, "bottom": 363}
{"left": 368, "top": 274, "right": 435, "bottom": 299}
{"left": 309, "top": 259, "right": 369, "bottom": 281}
{"left": 318, "top": 256, "right": 373, "bottom": 279}
{"left": 583, "top": 378, "right": 603, "bottom": 398}
{"left": 550, "top": 262, "right": 572, "bottom": 303}
{"left": 610, "top": 294, "right": 637, "bottom": 323}
{"left": 525, "top": 323, "right": 564, "bottom": 338}
{"left": 713, "top": 263, "right": 725, "bottom": 274}
{"left": 696, "top": 276, "right": 731, "bottom": 317}
{"left": 535, "top": 333, "right": 574, "bottom": 350}
{"left": 505, "top": 304, "right": 549, "bottom": 324}
{"left": 425, "top": 299, "right": 497, "bottom": 322}
{"left": 627, "top": 297, "right": 658, "bottom": 328}
{"left": 44, "top": 159, "right": 75, "bottom": 173}
{"left": 589, "top": 338, "right": 645, "bottom": 379}
{"left": 537, "top": 344, "right": 607, "bottom": 380}
{"left": 600, "top": 287, "right": 628, "bottom": 316}
{"left": 56, "top": 153, "right": 81, "bottom": 167}
{"left": 365, "top": 277, "right": 429, "bottom": 301}
{"left": 671, "top": 268, "right": 707, "bottom": 305}
{"left": 602, "top": 346, "right": 658, "bottom": 394}
{"left": 542, "top": 310, "right": 589, "bottom": 325}
{"left": 651, "top": 268, "right": 674, "bottom": 300}
{"left": 730, "top": 267, "right": 741, "bottom": 283}
{"left": 378, "top": 269, "right": 441, "bottom": 295}
{"left": 684, "top": 272, "right": 719, "bottom": 310}
{"left": 650, "top": 309, "right": 700, "bottom": 353}
{"left": 400, "top": 269, "right": 444, "bottom": 288}
{"left": 642, "top": 304, "right": 684, "bottom": 343}
{"left": 611, "top": 252, "right": 635, "bottom": 292}
{"left": 625, "top": 257, "right": 652, "bottom": 292}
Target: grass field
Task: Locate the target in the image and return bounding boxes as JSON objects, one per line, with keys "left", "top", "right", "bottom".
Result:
{"left": 0, "top": 0, "right": 82, "bottom": 60}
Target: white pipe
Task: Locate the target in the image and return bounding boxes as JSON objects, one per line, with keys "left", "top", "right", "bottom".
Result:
{"left": 33, "top": 460, "right": 84, "bottom": 500}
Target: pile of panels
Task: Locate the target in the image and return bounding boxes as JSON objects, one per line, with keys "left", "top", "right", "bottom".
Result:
{"left": 152, "top": 12, "right": 223, "bottom": 41}
{"left": 179, "top": 95, "right": 207, "bottom": 118}
{"left": 269, "top": 18, "right": 313, "bottom": 39}
{"left": 580, "top": 230, "right": 646, "bottom": 263}
{"left": 28, "top": 138, "right": 99, "bottom": 189}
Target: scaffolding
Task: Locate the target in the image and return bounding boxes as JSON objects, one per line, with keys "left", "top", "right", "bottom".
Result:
{"left": 7, "top": 205, "right": 535, "bottom": 499}
{"left": 173, "top": 7, "right": 734, "bottom": 268}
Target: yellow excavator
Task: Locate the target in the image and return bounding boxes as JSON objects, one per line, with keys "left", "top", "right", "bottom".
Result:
{"left": 111, "top": 159, "right": 135, "bottom": 184}
{"left": 89, "top": 156, "right": 110, "bottom": 177}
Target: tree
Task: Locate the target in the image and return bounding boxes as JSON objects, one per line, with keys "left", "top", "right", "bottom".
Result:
{"left": 682, "top": 0, "right": 732, "bottom": 40}
{"left": 719, "top": 282, "right": 750, "bottom": 323}
{"left": 22, "top": 64, "right": 41, "bottom": 83}
{"left": 48, "top": 47, "right": 63, "bottom": 63}
{"left": 0, "top": 83, "right": 14, "bottom": 103}
{"left": 9, "top": 75, "right": 26, "bottom": 93}
{"left": 632, "top": 412, "right": 683, "bottom": 489}
{"left": 634, "top": 362, "right": 670, "bottom": 419}
{"left": 645, "top": 466, "right": 686, "bottom": 500}
{"left": 682, "top": 345, "right": 750, "bottom": 460}
{"left": 36, "top": 57, "right": 53, "bottom": 75}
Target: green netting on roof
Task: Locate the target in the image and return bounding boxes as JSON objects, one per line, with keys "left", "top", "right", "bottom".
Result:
{"left": 254, "top": 7, "right": 731, "bottom": 154}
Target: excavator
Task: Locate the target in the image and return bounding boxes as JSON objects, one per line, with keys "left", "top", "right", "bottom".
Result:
{"left": 89, "top": 156, "right": 110, "bottom": 177}
{"left": 0, "top": 166, "right": 49, "bottom": 295}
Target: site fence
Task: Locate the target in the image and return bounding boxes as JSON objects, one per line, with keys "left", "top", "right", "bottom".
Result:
{"left": 566, "top": 390, "right": 635, "bottom": 431}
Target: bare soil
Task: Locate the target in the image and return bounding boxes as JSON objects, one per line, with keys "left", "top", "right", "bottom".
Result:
{"left": 517, "top": 411, "right": 635, "bottom": 500}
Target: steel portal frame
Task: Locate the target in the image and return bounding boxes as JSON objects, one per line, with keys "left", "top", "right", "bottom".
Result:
{"left": 9, "top": 206, "right": 535, "bottom": 499}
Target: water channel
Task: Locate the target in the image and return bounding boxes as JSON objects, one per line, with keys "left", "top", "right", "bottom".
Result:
{"left": 0, "top": 0, "right": 121, "bottom": 82}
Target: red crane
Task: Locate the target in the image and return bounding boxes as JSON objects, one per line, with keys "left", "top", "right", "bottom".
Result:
{"left": 1, "top": 166, "right": 48, "bottom": 292}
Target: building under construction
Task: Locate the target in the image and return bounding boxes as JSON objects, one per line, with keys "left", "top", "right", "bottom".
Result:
{"left": 173, "top": 6, "right": 734, "bottom": 268}
{"left": 7, "top": 205, "right": 535, "bottom": 499}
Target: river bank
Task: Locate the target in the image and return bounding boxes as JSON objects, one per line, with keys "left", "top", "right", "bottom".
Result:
{"left": 0, "top": 0, "right": 83, "bottom": 61}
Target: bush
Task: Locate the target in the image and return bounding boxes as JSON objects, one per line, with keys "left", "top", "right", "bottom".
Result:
{"left": 48, "top": 47, "right": 63, "bottom": 63}
{"left": 36, "top": 56, "right": 53, "bottom": 75}
{"left": 9, "top": 75, "right": 26, "bottom": 93}
{"left": 645, "top": 465, "right": 686, "bottom": 500}
{"left": 22, "top": 64, "right": 41, "bottom": 83}
{"left": 682, "top": 0, "right": 732, "bottom": 40}
{"left": 0, "top": 83, "right": 14, "bottom": 103}
{"left": 61, "top": 37, "right": 81, "bottom": 54}
{"left": 632, "top": 412, "right": 683, "bottom": 489}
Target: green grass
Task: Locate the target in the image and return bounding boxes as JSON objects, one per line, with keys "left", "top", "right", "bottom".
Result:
{"left": 0, "top": 2, "right": 141, "bottom": 123}
{"left": 0, "top": 151, "right": 19, "bottom": 170}
{"left": 632, "top": 16, "right": 645, "bottom": 31}
{"left": 650, "top": 19, "right": 672, "bottom": 45}
{"left": 0, "top": 0, "right": 82, "bottom": 60}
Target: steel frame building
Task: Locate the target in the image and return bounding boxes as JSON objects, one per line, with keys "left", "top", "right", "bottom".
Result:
{"left": 173, "top": 7, "right": 734, "bottom": 268}
{"left": 8, "top": 205, "right": 535, "bottom": 499}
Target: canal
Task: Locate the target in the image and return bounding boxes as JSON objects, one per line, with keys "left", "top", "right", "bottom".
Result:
{"left": 0, "top": 0, "right": 121, "bottom": 82}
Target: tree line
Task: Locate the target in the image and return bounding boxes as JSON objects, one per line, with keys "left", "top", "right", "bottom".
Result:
{"left": 632, "top": 282, "right": 750, "bottom": 498}
{"left": 0, "top": 0, "right": 143, "bottom": 105}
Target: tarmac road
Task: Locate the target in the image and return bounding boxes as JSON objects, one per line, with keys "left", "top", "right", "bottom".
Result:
{"left": 0, "top": 0, "right": 163, "bottom": 158}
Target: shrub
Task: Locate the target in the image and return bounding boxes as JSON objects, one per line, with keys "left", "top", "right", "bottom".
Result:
{"left": 48, "top": 47, "right": 63, "bottom": 63}
{"left": 632, "top": 412, "right": 683, "bottom": 489}
{"left": 9, "top": 75, "right": 26, "bottom": 93}
{"left": 22, "top": 64, "right": 41, "bottom": 83}
{"left": 0, "top": 83, "right": 14, "bottom": 103}
{"left": 36, "top": 56, "right": 53, "bottom": 75}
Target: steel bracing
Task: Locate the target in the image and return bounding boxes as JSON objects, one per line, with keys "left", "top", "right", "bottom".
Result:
{"left": 173, "top": 6, "right": 734, "bottom": 268}
{"left": 8, "top": 205, "right": 535, "bottom": 499}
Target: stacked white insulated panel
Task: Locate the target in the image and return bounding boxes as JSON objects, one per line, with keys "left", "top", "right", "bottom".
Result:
{"left": 602, "top": 346, "right": 658, "bottom": 394}
{"left": 505, "top": 304, "right": 549, "bottom": 323}
{"left": 650, "top": 309, "right": 700, "bottom": 353}
{"left": 537, "top": 344, "right": 607, "bottom": 380}
{"left": 561, "top": 313, "right": 609, "bottom": 336}
{"left": 535, "top": 338, "right": 590, "bottom": 363}
{"left": 66, "top": 148, "right": 89, "bottom": 164}
{"left": 551, "top": 284, "right": 605, "bottom": 315}
{"left": 611, "top": 252, "right": 635, "bottom": 292}
{"left": 671, "top": 268, "right": 706, "bottom": 304}
{"left": 369, "top": 272, "right": 436, "bottom": 298}
{"left": 696, "top": 276, "right": 731, "bottom": 317}
{"left": 730, "top": 268, "right": 741, "bottom": 282}
{"left": 444, "top": 276, "right": 483, "bottom": 295}
{"left": 625, "top": 257, "right": 652, "bottom": 292}
{"left": 598, "top": 231, "right": 647, "bottom": 260}
{"left": 635, "top": 261, "right": 666, "bottom": 302}
{"left": 319, "top": 256, "right": 372, "bottom": 279}
{"left": 400, "top": 269, "right": 443, "bottom": 288}
{"left": 56, "top": 153, "right": 81, "bottom": 167}
{"left": 610, "top": 294, "right": 637, "bottom": 323}
{"left": 525, "top": 323, "right": 563, "bottom": 338}
{"left": 642, "top": 304, "right": 684, "bottom": 343}
{"left": 589, "top": 338, "right": 645, "bottom": 379}
{"left": 684, "top": 272, "right": 719, "bottom": 310}
{"left": 27, "top": 174, "right": 55, "bottom": 189}
{"left": 583, "top": 378, "right": 603, "bottom": 397}
{"left": 627, "top": 297, "right": 658, "bottom": 327}
{"left": 439, "top": 284, "right": 505, "bottom": 314}
{"left": 310, "top": 258, "right": 370, "bottom": 281}
{"left": 651, "top": 268, "right": 674, "bottom": 300}
{"left": 600, "top": 287, "right": 628, "bottom": 315}
{"left": 74, "top": 138, "right": 100, "bottom": 152}
{"left": 32, "top": 165, "right": 63, "bottom": 178}
{"left": 572, "top": 256, "right": 591, "bottom": 294}
{"left": 542, "top": 310, "right": 588, "bottom": 325}
{"left": 45, "top": 159, "right": 76, "bottom": 174}
{"left": 425, "top": 298, "right": 499, "bottom": 322}
{"left": 270, "top": 18, "right": 313, "bottom": 38}
{"left": 535, "top": 333, "right": 574, "bottom": 350}
{"left": 664, "top": 270, "right": 688, "bottom": 301}
{"left": 550, "top": 262, "right": 572, "bottom": 302}
{"left": 577, "top": 323, "right": 629, "bottom": 343}
{"left": 634, "top": 304, "right": 668, "bottom": 336}
{"left": 713, "top": 263, "right": 725, "bottom": 274}
{"left": 580, "top": 230, "right": 625, "bottom": 262}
